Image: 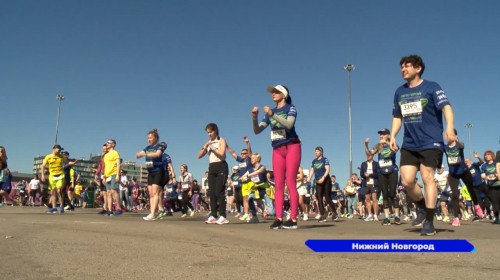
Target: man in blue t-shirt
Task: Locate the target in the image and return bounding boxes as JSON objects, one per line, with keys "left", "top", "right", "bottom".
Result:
{"left": 389, "top": 54, "right": 455, "bottom": 236}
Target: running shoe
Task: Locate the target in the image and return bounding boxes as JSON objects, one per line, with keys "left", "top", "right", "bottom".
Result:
{"left": 474, "top": 205, "right": 484, "bottom": 218}
{"left": 282, "top": 219, "right": 298, "bottom": 229}
{"left": 143, "top": 214, "right": 155, "bottom": 221}
{"left": 181, "top": 214, "right": 187, "bottom": 218}
{"left": 436, "top": 215, "right": 443, "bottom": 221}
{"left": 374, "top": 215, "right": 379, "bottom": 222}
{"left": 98, "top": 209, "right": 107, "bottom": 215}
{"left": 394, "top": 216, "right": 401, "bottom": 225}
{"left": 103, "top": 211, "right": 113, "bottom": 216}
{"left": 157, "top": 210, "right": 166, "bottom": 219}
{"left": 302, "top": 214, "right": 309, "bottom": 221}
{"left": 442, "top": 216, "right": 450, "bottom": 223}
{"left": 64, "top": 205, "right": 71, "bottom": 210}
{"left": 47, "top": 208, "right": 57, "bottom": 214}
{"left": 166, "top": 211, "right": 173, "bottom": 216}
{"left": 205, "top": 216, "right": 217, "bottom": 224}
{"left": 270, "top": 219, "right": 283, "bottom": 229}
{"left": 190, "top": 210, "right": 195, "bottom": 217}
{"left": 364, "top": 215, "right": 374, "bottom": 222}
{"left": 247, "top": 216, "right": 259, "bottom": 224}
{"left": 421, "top": 220, "right": 436, "bottom": 236}
{"left": 472, "top": 216, "right": 481, "bottom": 222}
{"left": 113, "top": 210, "right": 123, "bottom": 216}
{"left": 347, "top": 214, "right": 353, "bottom": 219}
{"left": 318, "top": 216, "right": 327, "bottom": 223}
{"left": 315, "top": 214, "right": 321, "bottom": 220}
{"left": 216, "top": 216, "right": 229, "bottom": 225}
{"left": 382, "top": 218, "right": 391, "bottom": 226}
{"left": 239, "top": 213, "right": 249, "bottom": 221}
{"left": 494, "top": 218, "right": 500, "bottom": 224}
{"left": 451, "top": 217, "right": 460, "bottom": 226}
{"left": 403, "top": 216, "right": 410, "bottom": 222}
{"left": 59, "top": 206, "right": 65, "bottom": 214}
{"left": 411, "top": 209, "right": 426, "bottom": 227}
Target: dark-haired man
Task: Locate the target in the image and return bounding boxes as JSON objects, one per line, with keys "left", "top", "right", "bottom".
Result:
{"left": 390, "top": 54, "right": 455, "bottom": 236}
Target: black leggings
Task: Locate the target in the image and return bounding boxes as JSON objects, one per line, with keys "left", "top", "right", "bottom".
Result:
{"left": 488, "top": 186, "right": 500, "bottom": 218}
{"left": 315, "top": 175, "right": 336, "bottom": 216}
{"left": 472, "top": 183, "right": 489, "bottom": 213}
{"left": 449, "top": 171, "right": 478, "bottom": 204}
{"left": 379, "top": 172, "right": 399, "bottom": 209}
{"left": 208, "top": 161, "right": 228, "bottom": 218}
{"left": 180, "top": 190, "right": 194, "bottom": 214}
{"left": 234, "top": 187, "right": 243, "bottom": 213}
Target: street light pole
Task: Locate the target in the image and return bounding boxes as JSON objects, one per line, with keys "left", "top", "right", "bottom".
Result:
{"left": 464, "top": 122, "right": 472, "bottom": 158}
{"left": 344, "top": 64, "right": 355, "bottom": 178}
{"left": 55, "top": 94, "right": 65, "bottom": 145}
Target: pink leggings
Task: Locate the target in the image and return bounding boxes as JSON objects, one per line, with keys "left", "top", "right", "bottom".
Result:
{"left": 272, "top": 142, "right": 301, "bottom": 220}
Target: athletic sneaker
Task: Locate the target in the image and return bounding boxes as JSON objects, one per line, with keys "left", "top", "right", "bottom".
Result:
{"left": 248, "top": 216, "right": 259, "bottom": 223}
{"left": 64, "top": 205, "right": 71, "bottom": 210}
{"left": 494, "top": 218, "right": 500, "bottom": 224}
{"left": 47, "top": 208, "right": 57, "bottom": 214}
{"left": 98, "top": 209, "right": 107, "bottom": 215}
{"left": 181, "top": 214, "right": 187, "bottom": 218}
{"left": 364, "top": 215, "right": 374, "bottom": 222}
{"left": 205, "top": 216, "right": 217, "bottom": 224}
{"left": 382, "top": 218, "right": 391, "bottom": 226}
{"left": 143, "top": 214, "right": 155, "bottom": 221}
{"left": 411, "top": 209, "right": 426, "bottom": 227}
{"left": 347, "top": 214, "right": 353, "bottom": 219}
{"left": 394, "top": 216, "right": 401, "bottom": 225}
{"left": 103, "top": 211, "right": 113, "bottom": 216}
{"left": 239, "top": 213, "right": 249, "bottom": 221}
{"left": 166, "top": 211, "right": 173, "bottom": 216}
{"left": 472, "top": 216, "right": 481, "bottom": 222}
{"left": 302, "top": 214, "right": 309, "bottom": 221}
{"left": 282, "top": 219, "right": 298, "bottom": 229}
{"left": 270, "top": 219, "right": 283, "bottom": 229}
{"left": 216, "top": 216, "right": 229, "bottom": 225}
{"left": 315, "top": 214, "right": 321, "bottom": 220}
{"left": 421, "top": 220, "right": 436, "bottom": 236}
{"left": 436, "top": 215, "right": 443, "bottom": 221}
{"left": 403, "top": 215, "right": 410, "bottom": 222}
{"left": 442, "top": 216, "right": 450, "bottom": 223}
{"left": 157, "top": 210, "right": 166, "bottom": 219}
{"left": 451, "top": 217, "right": 460, "bottom": 226}
{"left": 59, "top": 206, "right": 65, "bottom": 214}
{"left": 318, "top": 216, "right": 327, "bottom": 223}
{"left": 190, "top": 210, "right": 195, "bottom": 217}
{"left": 374, "top": 215, "right": 379, "bottom": 222}
{"left": 474, "top": 205, "right": 484, "bottom": 218}
{"left": 113, "top": 210, "right": 123, "bottom": 216}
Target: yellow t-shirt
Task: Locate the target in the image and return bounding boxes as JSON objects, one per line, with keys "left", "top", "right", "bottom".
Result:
{"left": 461, "top": 185, "right": 472, "bottom": 201}
{"left": 42, "top": 154, "right": 64, "bottom": 175}
{"left": 103, "top": 149, "right": 120, "bottom": 177}
{"left": 74, "top": 184, "right": 83, "bottom": 195}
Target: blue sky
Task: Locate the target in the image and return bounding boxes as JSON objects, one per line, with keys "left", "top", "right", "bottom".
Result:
{"left": 2, "top": 0, "right": 499, "bottom": 185}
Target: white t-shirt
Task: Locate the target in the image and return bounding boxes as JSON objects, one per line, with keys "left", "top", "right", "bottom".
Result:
{"left": 434, "top": 171, "right": 449, "bottom": 192}
{"left": 29, "top": 179, "right": 40, "bottom": 190}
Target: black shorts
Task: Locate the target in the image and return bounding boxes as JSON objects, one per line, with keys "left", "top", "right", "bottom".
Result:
{"left": 147, "top": 170, "right": 165, "bottom": 186}
{"left": 365, "top": 184, "right": 378, "bottom": 194}
{"left": 400, "top": 148, "right": 443, "bottom": 169}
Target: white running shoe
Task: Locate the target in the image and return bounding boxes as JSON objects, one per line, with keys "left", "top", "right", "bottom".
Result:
{"left": 143, "top": 214, "right": 155, "bottom": 221}
{"left": 216, "top": 216, "right": 229, "bottom": 225}
{"left": 303, "top": 214, "right": 309, "bottom": 221}
{"left": 205, "top": 216, "right": 217, "bottom": 224}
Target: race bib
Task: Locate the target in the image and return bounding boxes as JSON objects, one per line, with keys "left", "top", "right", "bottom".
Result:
{"left": 447, "top": 156, "right": 461, "bottom": 165}
{"left": 181, "top": 183, "right": 190, "bottom": 190}
{"left": 239, "top": 162, "right": 247, "bottom": 169}
{"left": 232, "top": 181, "right": 239, "bottom": 186}
{"left": 379, "top": 159, "right": 392, "bottom": 168}
{"left": 250, "top": 175, "right": 261, "bottom": 184}
{"left": 470, "top": 169, "right": 476, "bottom": 175}
{"left": 271, "top": 129, "right": 286, "bottom": 141}
{"left": 401, "top": 101, "right": 422, "bottom": 117}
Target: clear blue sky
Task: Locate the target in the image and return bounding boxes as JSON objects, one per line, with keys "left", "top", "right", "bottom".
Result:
{"left": 2, "top": 0, "right": 499, "bottom": 185}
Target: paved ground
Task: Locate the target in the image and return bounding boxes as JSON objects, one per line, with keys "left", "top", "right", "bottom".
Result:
{"left": 0, "top": 206, "right": 498, "bottom": 280}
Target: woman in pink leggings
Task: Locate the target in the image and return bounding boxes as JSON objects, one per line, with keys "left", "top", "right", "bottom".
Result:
{"left": 252, "top": 84, "right": 301, "bottom": 229}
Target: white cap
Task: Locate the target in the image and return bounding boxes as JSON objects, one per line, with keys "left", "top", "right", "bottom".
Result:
{"left": 267, "top": 84, "right": 288, "bottom": 100}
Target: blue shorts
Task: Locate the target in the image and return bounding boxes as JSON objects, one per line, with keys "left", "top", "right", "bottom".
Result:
{"left": 105, "top": 175, "right": 119, "bottom": 191}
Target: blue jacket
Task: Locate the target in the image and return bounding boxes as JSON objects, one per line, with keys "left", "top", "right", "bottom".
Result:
{"left": 360, "top": 160, "right": 380, "bottom": 189}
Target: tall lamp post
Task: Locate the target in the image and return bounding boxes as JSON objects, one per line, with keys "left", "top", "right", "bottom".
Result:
{"left": 464, "top": 122, "right": 472, "bottom": 158}
{"left": 344, "top": 64, "right": 355, "bottom": 177}
{"left": 55, "top": 94, "right": 65, "bottom": 144}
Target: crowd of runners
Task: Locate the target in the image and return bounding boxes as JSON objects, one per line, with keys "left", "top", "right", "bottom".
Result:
{"left": 1, "top": 54, "right": 500, "bottom": 235}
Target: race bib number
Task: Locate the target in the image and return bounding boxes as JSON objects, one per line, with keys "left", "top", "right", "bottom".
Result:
{"left": 181, "top": 183, "right": 190, "bottom": 190}
{"left": 401, "top": 101, "right": 422, "bottom": 117}
{"left": 379, "top": 159, "right": 392, "bottom": 168}
{"left": 232, "top": 181, "right": 239, "bottom": 186}
{"left": 469, "top": 169, "right": 476, "bottom": 175}
{"left": 447, "top": 156, "right": 461, "bottom": 165}
{"left": 250, "top": 175, "right": 261, "bottom": 184}
{"left": 239, "top": 162, "right": 247, "bottom": 169}
{"left": 271, "top": 129, "right": 286, "bottom": 141}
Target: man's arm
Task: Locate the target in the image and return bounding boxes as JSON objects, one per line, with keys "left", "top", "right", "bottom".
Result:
{"left": 442, "top": 105, "right": 456, "bottom": 144}
{"left": 390, "top": 117, "right": 402, "bottom": 151}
